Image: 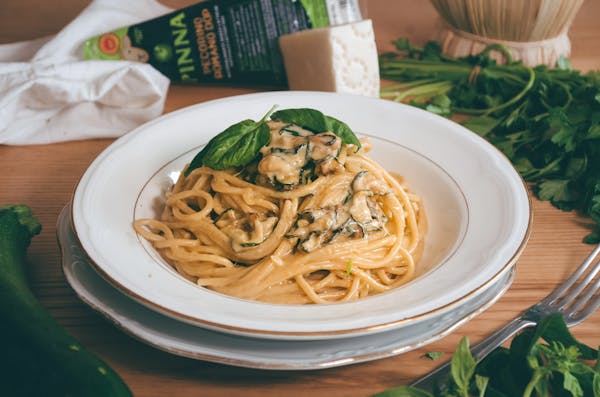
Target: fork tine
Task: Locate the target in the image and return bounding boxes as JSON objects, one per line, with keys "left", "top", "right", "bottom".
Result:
{"left": 564, "top": 271, "right": 600, "bottom": 312}
{"left": 543, "top": 244, "right": 600, "bottom": 305}
{"left": 556, "top": 254, "right": 600, "bottom": 310}
{"left": 566, "top": 292, "right": 600, "bottom": 326}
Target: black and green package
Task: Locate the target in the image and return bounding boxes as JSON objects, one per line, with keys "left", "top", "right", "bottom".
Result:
{"left": 83, "top": 0, "right": 362, "bottom": 86}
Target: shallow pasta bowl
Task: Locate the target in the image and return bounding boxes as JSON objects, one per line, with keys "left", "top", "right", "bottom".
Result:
{"left": 71, "top": 91, "right": 531, "bottom": 340}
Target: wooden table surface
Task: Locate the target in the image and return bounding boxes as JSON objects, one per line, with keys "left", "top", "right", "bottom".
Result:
{"left": 1, "top": 1, "right": 599, "bottom": 396}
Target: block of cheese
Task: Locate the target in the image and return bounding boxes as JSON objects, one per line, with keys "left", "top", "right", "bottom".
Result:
{"left": 278, "top": 19, "right": 380, "bottom": 97}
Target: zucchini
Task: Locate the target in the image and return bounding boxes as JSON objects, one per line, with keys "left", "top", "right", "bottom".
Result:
{"left": 0, "top": 205, "right": 132, "bottom": 397}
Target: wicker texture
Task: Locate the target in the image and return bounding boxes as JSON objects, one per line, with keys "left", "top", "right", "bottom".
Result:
{"left": 430, "top": 0, "right": 584, "bottom": 66}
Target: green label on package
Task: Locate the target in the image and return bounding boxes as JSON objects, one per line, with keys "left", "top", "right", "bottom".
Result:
{"left": 83, "top": 0, "right": 361, "bottom": 86}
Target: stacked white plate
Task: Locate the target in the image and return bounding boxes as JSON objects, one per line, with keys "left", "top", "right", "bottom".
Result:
{"left": 60, "top": 92, "right": 531, "bottom": 370}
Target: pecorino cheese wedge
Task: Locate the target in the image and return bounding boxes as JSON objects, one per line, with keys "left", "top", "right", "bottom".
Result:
{"left": 279, "top": 19, "right": 380, "bottom": 97}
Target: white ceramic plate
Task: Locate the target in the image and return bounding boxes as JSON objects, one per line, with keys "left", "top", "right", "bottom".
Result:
{"left": 71, "top": 91, "right": 531, "bottom": 340}
{"left": 59, "top": 205, "right": 515, "bottom": 369}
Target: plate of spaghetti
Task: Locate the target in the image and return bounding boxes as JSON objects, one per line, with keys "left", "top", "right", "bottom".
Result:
{"left": 72, "top": 91, "right": 531, "bottom": 340}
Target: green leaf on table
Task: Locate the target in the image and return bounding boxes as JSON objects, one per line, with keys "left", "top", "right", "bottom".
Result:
{"left": 450, "top": 337, "right": 477, "bottom": 394}
{"left": 593, "top": 372, "right": 600, "bottom": 397}
{"left": 530, "top": 313, "right": 597, "bottom": 360}
{"left": 421, "top": 351, "right": 444, "bottom": 361}
{"left": 584, "top": 229, "right": 600, "bottom": 244}
{"left": 422, "top": 41, "right": 443, "bottom": 60}
{"left": 549, "top": 109, "right": 578, "bottom": 152}
{"left": 425, "top": 95, "right": 451, "bottom": 117}
{"left": 461, "top": 116, "right": 500, "bottom": 136}
{"left": 537, "top": 179, "right": 573, "bottom": 203}
{"left": 271, "top": 108, "right": 361, "bottom": 149}
{"left": 513, "top": 156, "right": 541, "bottom": 177}
{"left": 590, "top": 185, "right": 600, "bottom": 224}
{"left": 583, "top": 184, "right": 600, "bottom": 243}
{"left": 565, "top": 156, "right": 587, "bottom": 178}
{"left": 393, "top": 37, "right": 410, "bottom": 51}
{"left": 588, "top": 125, "right": 600, "bottom": 140}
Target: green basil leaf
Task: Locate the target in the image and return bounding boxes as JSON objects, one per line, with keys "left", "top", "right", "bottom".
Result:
{"left": 324, "top": 114, "right": 362, "bottom": 149}
{"left": 563, "top": 371, "right": 584, "bottom": 397}
{"left": 450, "top": 336, "right": 476, "bottom": 394}
{"left": 185, "top": 107, "right": 276, "bottom": 174}
{"left": 186, "top": 120, "right": 270, "bottom": 173}
{"left": 271, "top": 108, "right": 328, "bottom": 132}
{"left": 271, "top": 108, "right": 362, "bottom": 149}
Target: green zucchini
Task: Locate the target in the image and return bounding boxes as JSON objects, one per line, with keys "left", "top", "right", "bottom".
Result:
{"left": 0, "top": 205, "right": 132, "bottom": 397}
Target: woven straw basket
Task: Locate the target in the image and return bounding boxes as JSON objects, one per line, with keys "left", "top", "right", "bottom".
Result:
{"left": 430, "top": 0, "right": 585, "bottom": 66}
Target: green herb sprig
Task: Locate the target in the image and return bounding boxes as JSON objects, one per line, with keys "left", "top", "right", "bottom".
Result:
{"left": 373, "top": 313, "right": 600, "bottom": 397}
{"left": 379, "top": 39, "right": 600, "bottom": 243}
{"left": 185, "top": 107, "right": 361, "bottom": 175}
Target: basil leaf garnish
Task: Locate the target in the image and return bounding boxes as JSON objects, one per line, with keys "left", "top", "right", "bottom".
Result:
{"left": 185, "top": 106, "right": 361, "bottom": 175}
{"left": 271, "top": 108, "right": 362, "bottom": 149}
{"left": 185, "top": 107, "right": 274, "bottom": 174}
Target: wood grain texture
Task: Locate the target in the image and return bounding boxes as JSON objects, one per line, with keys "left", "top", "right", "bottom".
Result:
{"left": 1, "top": 1, "right": 599, "bottom": 396}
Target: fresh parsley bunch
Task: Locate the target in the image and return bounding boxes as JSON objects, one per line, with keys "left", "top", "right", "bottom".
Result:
{"left": 380, "top": 40, "right": 600, "bottom": 244}
{"left": 374, "top": 313, "right": 600, "bottom": 397}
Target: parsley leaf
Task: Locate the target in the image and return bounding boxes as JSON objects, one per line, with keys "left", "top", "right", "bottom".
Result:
{"left": 460, "top": 116, "right": 500, "bottom": 136}
{"left": 537, "top": 179, "right": 573, "bottom": 204}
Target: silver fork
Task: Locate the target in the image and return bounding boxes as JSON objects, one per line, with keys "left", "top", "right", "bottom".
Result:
{"left": 411, "top": 243, "right": 600, "bottom": 391}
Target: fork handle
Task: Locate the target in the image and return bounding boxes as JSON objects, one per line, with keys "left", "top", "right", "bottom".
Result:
{"left": 410, "top": 317, "right": 536, "bottom": 390}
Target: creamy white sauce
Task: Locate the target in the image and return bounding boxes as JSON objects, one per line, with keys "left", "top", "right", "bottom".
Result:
{"left": 257, "top": 121, "right": 342, "bottom": 187}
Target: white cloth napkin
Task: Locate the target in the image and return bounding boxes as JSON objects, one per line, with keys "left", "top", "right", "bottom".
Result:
{"left": 0, "top": 0, "right": 172, "bottom": 145}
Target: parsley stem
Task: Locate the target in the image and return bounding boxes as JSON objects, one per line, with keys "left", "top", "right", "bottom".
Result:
{"left": 454, "top": 67, "right": 536, "bottom": 116}
{"left": 521, "top": 156, "right": 563, "bottom": 180}
{"left": 480, "top": 43, "right": 513, "bottom": 63}
{"left": 260, "top": 105, "right": 278, "bottom": 124}
{"left": 522, "top": 369, "right": 545, "bottom": 397}
{"left": 385, "top": 81, "right": 453, "bottom": 102}
{"left": 380, "top": 79, "right": 439, "bottom": 92}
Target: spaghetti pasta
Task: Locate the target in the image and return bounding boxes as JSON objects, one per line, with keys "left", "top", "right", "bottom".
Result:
{"left": 134, "top": 119, "right": 426, "bottom": 304}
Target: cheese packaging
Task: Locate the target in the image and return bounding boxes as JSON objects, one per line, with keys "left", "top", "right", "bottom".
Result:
{"left": 83, "top": 0, "right": 362, "bottom": 87}
{"left": 278, "top": 19, "right": 379, "bottom": 97}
